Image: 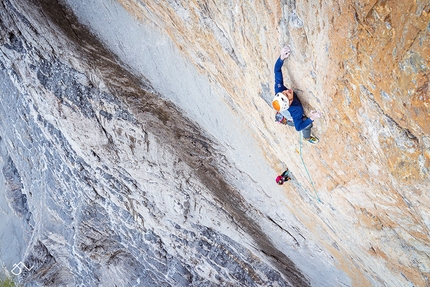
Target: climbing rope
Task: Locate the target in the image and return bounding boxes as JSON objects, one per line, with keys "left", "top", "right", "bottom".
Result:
{"left": 299, "top": 132, "right": 322, "bottom": 203}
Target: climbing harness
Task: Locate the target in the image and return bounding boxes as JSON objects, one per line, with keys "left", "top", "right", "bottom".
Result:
{"left": 299, "top": 132, "right": 322, "bottom": 203}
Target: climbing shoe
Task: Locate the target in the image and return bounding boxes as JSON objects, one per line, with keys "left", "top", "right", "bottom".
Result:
{"left": 304, "top": 136, "right": 319, "bottom": 144}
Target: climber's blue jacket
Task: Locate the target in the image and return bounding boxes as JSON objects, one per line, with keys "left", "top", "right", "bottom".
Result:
{"left": 274, "top": 57, "right": 313, "bottom": 131}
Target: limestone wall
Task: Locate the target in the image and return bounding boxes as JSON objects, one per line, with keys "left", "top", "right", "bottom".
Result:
{"left": 0, "top": 0, "right": 428, "bottom": 286}
{"left": 105, "top": 0, "right": 430, "bottom": 285}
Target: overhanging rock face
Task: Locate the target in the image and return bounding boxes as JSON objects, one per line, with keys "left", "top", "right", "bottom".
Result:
{"left": 0, "top": 0, "right": 429, "bottom": 286}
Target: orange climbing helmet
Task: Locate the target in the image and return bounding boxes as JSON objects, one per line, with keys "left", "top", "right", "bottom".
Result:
{"left": 272, "top": 92, "right": 290, "bottom": 112}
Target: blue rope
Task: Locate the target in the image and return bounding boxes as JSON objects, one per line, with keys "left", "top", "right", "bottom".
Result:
{"left": 299, "top": 132, "right": 322, "bottom": 203}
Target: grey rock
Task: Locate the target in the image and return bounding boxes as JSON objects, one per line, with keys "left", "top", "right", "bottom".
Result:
{"left": 0, "top": 0, "right": 346, "bottom": 286}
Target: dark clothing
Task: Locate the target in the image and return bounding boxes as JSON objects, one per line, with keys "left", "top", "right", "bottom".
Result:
{"left": 276, "top": 169, "right": 291, "bottom": 185}
{"left": 274, "top": 57, "right": 313, "bottom": 132}
{"left": 280, "top": 170, "right": 291, "bottom": 180}
{"left": 274, "top": 57, "right": 287, "bottom": 94}
{"left": 301, "top": 117, "right": 313, "bottom": 139}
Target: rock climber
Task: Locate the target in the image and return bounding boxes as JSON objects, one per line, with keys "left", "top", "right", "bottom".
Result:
{"left": 276, "top": 169, "right": 291, "bottom": 185}
{"left": 272, "top": 46, "right": 321, "bottom": 144}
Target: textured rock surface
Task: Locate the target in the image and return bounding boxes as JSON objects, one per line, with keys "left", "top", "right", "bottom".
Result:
{"left": 0, "top": 0, "right": 429, "bottom": 286}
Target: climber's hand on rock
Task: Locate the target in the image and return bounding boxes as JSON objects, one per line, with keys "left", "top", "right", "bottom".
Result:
{"left": 309, "top": 110, "right": 321, "bottom": 121}
{"left": 280, "top": 46, "right": 291, "bottom": 60}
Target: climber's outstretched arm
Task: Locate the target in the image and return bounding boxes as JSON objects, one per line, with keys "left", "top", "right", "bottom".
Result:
{"left": 274, "top": 57, "right": 286, "bottom": 94}
{"left": 274, "top": 46, "right": 291, "bottom": 94}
